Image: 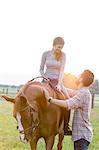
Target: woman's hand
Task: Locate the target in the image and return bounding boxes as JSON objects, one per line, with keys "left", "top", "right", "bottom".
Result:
{"left": 56, "top": 84, "right": 61, "bottom": 92}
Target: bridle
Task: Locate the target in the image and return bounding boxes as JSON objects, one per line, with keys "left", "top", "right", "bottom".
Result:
{"left": 17, "top": 105, "right": 39, "bottom": 136}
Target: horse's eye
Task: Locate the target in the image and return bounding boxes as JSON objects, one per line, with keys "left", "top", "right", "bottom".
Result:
{"left": 16, "top": 125, "right": 19, "bottom": 130}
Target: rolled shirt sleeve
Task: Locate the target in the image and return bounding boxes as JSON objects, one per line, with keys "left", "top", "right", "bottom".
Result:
{"left": 66, "top": 91, "right": 83, "bottom": 109}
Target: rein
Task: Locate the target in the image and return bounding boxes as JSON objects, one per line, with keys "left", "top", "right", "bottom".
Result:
{"left": 29, "top": 76, "right": 50, "bottom": 83}
{"left": 18, "top": 106, "right": 30, "bottom": 112}
{"left": 29, "top": 76, "right": 58, "bottom": 90}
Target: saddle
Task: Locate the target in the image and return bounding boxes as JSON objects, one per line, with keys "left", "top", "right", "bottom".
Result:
{"left": 45, "top": 78, "right": 67, "bottom": 100}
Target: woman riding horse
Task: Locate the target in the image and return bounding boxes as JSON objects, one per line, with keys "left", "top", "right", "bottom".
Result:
{"left": 40, "top": 37, "right": 71, "bottom": 134}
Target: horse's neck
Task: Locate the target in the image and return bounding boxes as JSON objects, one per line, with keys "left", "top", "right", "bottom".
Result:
{"left": 21, "top": 81, "right": 65, "bottom": 112}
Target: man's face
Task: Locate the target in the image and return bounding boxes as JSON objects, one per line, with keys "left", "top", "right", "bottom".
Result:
{"left": 75, "top": 76, "right": 82, "bottom": 87}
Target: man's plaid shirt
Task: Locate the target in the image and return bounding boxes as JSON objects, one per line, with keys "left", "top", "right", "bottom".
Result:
{"left": 65, "top": 87, "right": 93, "bottom": 143}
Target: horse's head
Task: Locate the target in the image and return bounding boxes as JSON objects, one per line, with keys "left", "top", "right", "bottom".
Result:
{"left": 2, "top": 94, "right": 39, "bottom": 143}
{"left": 2, "top": 83, "right": 48, "bottom": 143}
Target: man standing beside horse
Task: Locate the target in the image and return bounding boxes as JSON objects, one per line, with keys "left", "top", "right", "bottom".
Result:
{"left": 45, "top": 69, "right": 94, "bottom": 150}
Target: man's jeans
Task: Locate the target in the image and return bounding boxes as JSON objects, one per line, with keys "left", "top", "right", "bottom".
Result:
{"left": 74, "top": 139, "right": 90, "bottom": 150}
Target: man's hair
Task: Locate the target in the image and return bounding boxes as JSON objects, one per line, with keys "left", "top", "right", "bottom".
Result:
{"left": 81, "top": 70, "right": 94, "bottom": 87}
{"left": 53, "top": 37, "right": 65, "bottom": 46}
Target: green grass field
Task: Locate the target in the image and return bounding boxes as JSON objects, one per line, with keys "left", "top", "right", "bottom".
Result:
{"left": 0, "top": 97, "right": 99, "bottom": 150}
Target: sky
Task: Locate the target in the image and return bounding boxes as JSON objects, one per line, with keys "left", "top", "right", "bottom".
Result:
{"left": 0, "top": 0, "right": 99, "bottom": 85}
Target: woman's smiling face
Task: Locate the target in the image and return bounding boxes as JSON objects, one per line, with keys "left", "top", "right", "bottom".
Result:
{"left": 53, "top": 44, "right": 63, "bottom": 53}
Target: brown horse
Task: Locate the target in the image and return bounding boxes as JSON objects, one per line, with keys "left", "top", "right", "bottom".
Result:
{"left": 2, "top": 79, "right": 67, "bottom": 150}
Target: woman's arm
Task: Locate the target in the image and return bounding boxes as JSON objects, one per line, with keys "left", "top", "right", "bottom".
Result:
{"left": 40, "top": 52, "right": 47, "bottom": 76}
{"left": 58, "top": 52, "right": 66, "bottom": 85}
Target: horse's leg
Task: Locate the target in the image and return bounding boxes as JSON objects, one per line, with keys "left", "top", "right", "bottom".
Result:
{"left": 57, "top": 134, "right": 64, "bottom": 150}
{"left": 45, "top": 135, "right": 55, "bottom": 150}
{"left": 29, "top": 138, "right": 38, "bottom": 150}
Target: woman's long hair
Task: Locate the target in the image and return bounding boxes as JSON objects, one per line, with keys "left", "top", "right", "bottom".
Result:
{"left": 53, "top": 50, "right": 62, "bottom": 61}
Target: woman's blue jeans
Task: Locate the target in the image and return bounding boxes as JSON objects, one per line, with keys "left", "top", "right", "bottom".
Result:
{"left": 74, "top": 139, "right": 90, "bottom": 150}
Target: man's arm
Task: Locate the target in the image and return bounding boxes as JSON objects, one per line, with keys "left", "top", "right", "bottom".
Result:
{"left": 47, "top": 91, "right": 83, "bottom": 110}
{"left": 49, "top": 97, "right": 68, "bottom": 108}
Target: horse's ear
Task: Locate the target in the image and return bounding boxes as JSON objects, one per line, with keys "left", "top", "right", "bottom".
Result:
{"left": 2, "top": 95, "right": 15, "bottom": 103}
{"left": 20, "top": 95, "right": 27, "bottom": 104}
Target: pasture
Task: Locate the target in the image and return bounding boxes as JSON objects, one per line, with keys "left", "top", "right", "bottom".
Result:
{"left": 0, "top": 93, "right": 99, "bottom": 150}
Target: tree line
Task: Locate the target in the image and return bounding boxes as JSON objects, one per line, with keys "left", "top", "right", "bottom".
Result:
{"left": 90, "top": 79, "right": 99, "bottom": 94}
